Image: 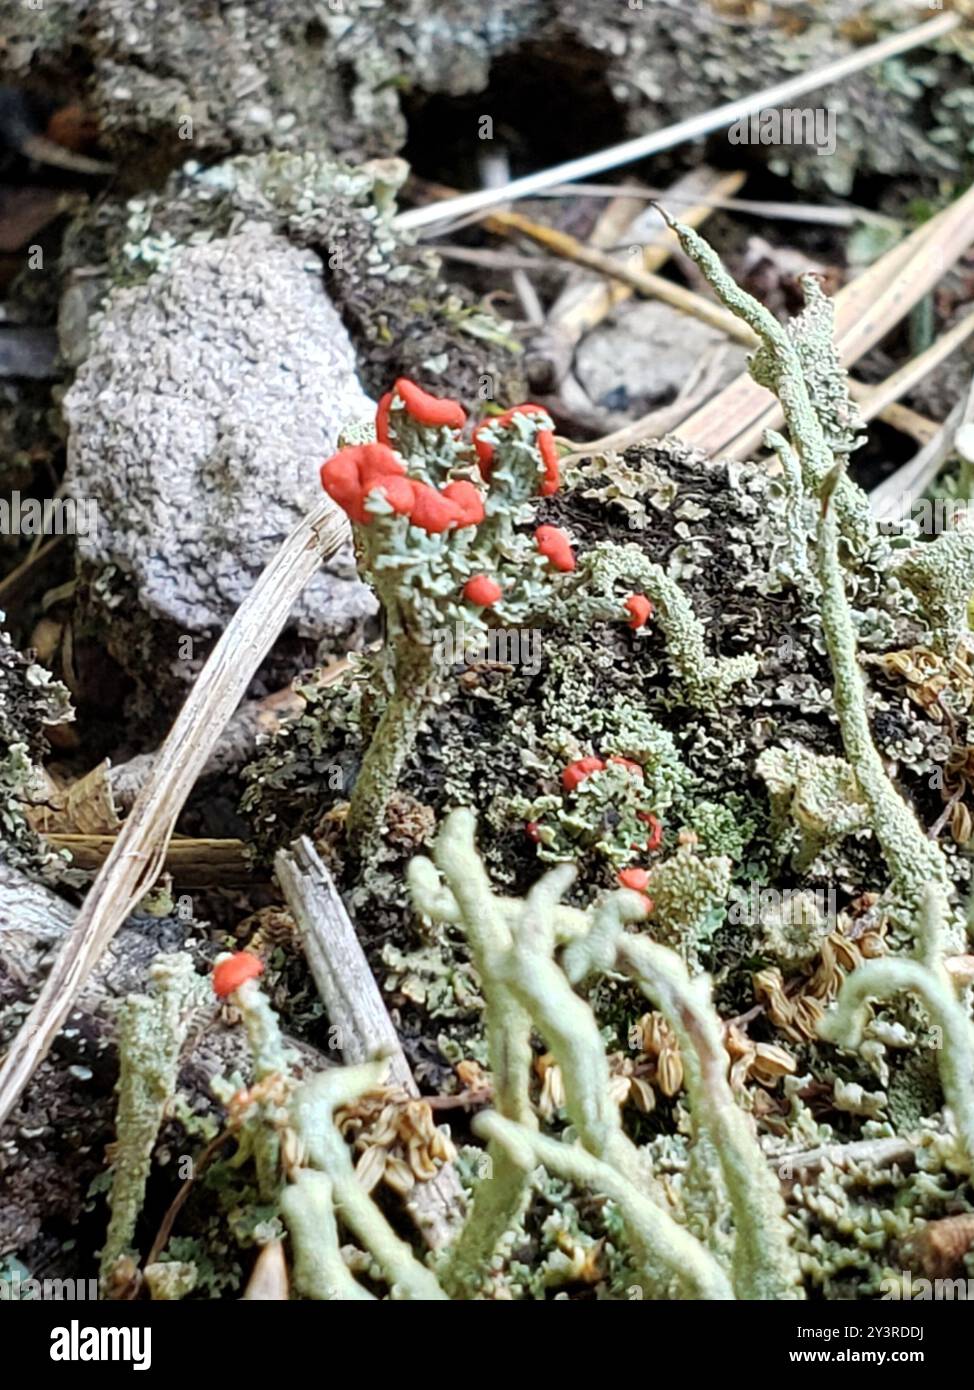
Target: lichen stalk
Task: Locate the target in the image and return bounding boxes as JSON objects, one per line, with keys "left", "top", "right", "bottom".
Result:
{"left": 818, "top": 887, "right": 974, "bottom": 1170}
{"left": 475, "top": 1113, "right": 734, "bottom": 1300}
{"left": 100, "top": 953, "right": 197, "bottom": 1290}
{"left": 290, "top": 1061, "right": 448, "bottom": 1299}
{"left": 617, "top": 936, "right": 803, "bottom": 1300}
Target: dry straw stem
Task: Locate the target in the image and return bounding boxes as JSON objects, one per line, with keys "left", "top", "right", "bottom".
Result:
{"left": 488, "top": 208, "right": 760, "bottom": 347}
{"left": 544, "top": 181, "right": 900, "bottom": 231}
{"left": 679, "top": 181, "right": 974, "bottom": 457}
{"left": 0, "top": 498, "right": 348, "bottom": 1132}
{"left": 544, "top": 166, "right": 747, "bottom": 346}
{"left": 275, "top": 835, "right": 466, "bottom": 1249}
{"left": 0, "top": 535, "right": 64, "bottom": 607}
{"left": 852, "top": 309, "right": 974, "bottom": 431}
{"left": 517, "top": 198, "right": 950, "bottom": 456}
{"left": 870, "top": 361, "right": 974, "bottom": 522}
{"left": 42, "top": 834, "right": 253, "bottom": 887}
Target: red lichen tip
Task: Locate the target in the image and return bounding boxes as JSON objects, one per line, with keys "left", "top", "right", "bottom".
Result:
{"left": 441, "top": 479, "right": 485, "bottom": 528}
{"left": 464, "top": 574, "right": 503, "bottom": 607}
{"left": 561, "top": 756, "right": 605, "bottom": 793}
{"left": 397, "top": 379, "right": 467, "bottom": 431}
{"left": 375, "top": 390, "right": 395, "bottom": 447}
{"left": 617, "top": 867, "right": 651, "bottom": 893}
{"left": 537, "top": 429, "right": 561, "bottom": 496}
{"left": 534, "top": 524, "right": 575, "bottom": 573}
{"left": 624, "top": 594, "right": 654, "bottom": 630}
{"left": 639, "top": 812, "right": 664, "bottom": 853}
{"left": 213, "top": 951, "right": 264, "bottom": 999}
{"left": 320, "top": 443, "right": 405, "bottom": 525}
{"left": 525, "top": 821, "right": 541, "bottom": 843}
{"left": 473, "top": 403, "right": 557, "bottom": 492}
{"left": 407, "top": 480, "right": 462, "bottom": 534}
{"left": 371, "top": 474, "right": 415, "bottom": 516}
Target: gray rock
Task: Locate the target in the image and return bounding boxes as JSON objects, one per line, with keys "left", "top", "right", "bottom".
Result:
{"left": 575, "top": 300, "right": 745, "bottom": 422}
{"left": 62, "top": 224, "right": 377, "bottom": 642}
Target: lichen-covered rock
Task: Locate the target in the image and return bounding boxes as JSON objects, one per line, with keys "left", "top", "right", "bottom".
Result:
{"left": 0, "top": 619, "right": 73, "bottom": 882}
{"left": 62, "top": 225, "right": 376, "bottom": 644}
{"left": 60, "top": 153, "right": 526, "bottom": 407}
{"left": 3, "top": 1, "right": 971, "bottom": 197}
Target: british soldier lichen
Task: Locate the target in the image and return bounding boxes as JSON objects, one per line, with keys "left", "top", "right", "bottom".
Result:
{"left": 321, "top": 378, "right": 755, "bottom": 859}
{"left": 219, "top": 221, "right": 974, "bottom": 1300}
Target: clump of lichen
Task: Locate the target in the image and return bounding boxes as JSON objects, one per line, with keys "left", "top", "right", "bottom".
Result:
{"left": 232, "top": 217, "right": 974, "bottom": 1300}
{"left": 0, "top": 617, "right": 74, "bottom": 881}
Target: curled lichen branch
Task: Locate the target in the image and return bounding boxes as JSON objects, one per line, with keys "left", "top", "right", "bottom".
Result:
{"left": 290, "top": 1060, "right": 448, "bottom": 1299}
{"left": 818, "top": 887, "right": 974, "bottom": 1170}
{"left": 566, "top": 542, "right": 758, "bottom": 709}
{"left": 474, "top": 1112, "right": 733, "bottom": 1300}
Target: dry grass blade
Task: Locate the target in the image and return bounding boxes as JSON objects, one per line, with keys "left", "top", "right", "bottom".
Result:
{"left": 871, "top": 367, "right": 974, "bottom": 522}
{"left": 41, "top": 834, "right": 254, "bottom": 887}
{"left": 394, "top": 11, "right": 959, "bottom": 231}
{"left": 854, "top": 309, "right": 974, "bottom": 430}
{"left": 547, "top": 167, "right": 747, "bottom": 345}
{"left": 678, "top": 182, "right": 974, "bottom": 457}
{"left": 0, "top": 535, "right": 65, "bottom": 606}
{"left": 0, "top": 499, "right": 348, "bottom": 1131}
{"left": 275, "top": 835, "right": 466, "bottom": 1249}
{"left": 544, "top": 182, "right": 900, "bottom": 230}
{"left": 491, "top": 208, "right": 758, "bottom": 346}
{"left": 852, "top": 398, "right": 938, "bottom": 448}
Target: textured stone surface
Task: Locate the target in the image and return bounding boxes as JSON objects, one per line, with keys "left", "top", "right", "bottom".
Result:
{"left": 575, "top": 300, "right": 746, "bottom": 420}
{"left": 1, "top": 1, "right": 971, "bottom": 194}
{"left": 62, "top": 225, "right": 376, "bottom": 641}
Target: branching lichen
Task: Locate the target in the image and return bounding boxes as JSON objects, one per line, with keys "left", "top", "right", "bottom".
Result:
{"left": 100, "top": 953, "right": 199, "bottom": 1291}
{"left": 289, "top": 1062, "right": 448, "bottom": 1301}
{"left": 896, "top": 526, "right": 974, "bottom": 656}
{"left": 411, "top": 809, "right": 800, "bottom": 1300}
{"left": 818, "top": 887, "right": 974, "bottom": 1171}
{"left": 565, "top": 542, "right": 758, "bottom": 709}
{"left": 667, "top": 213, "right": 952, "bottom": 923}
{"left": 321, "top": 379, "right": 755, "bottom": 860}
